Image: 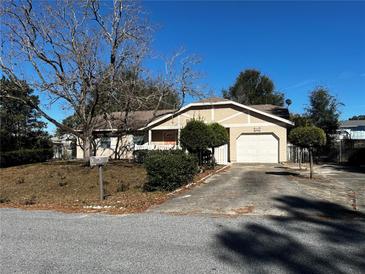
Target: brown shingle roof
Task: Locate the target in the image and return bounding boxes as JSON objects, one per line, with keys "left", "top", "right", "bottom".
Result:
{"left": 196, "top": 97, "right": 230, "bottom": 103}
{"left": 91, "top": 99, "right": 290, "bottom": 131}
{"left": 340, "top": 120, "right": 365, "bottom": 128}
{"left": 92, "top": 109, "right": 175, "bottom": 131}
{"left": 249, "top": 104, "right": 290, "bottom": 119}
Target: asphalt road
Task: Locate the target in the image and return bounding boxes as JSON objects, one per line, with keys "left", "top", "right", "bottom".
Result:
{"left": 1, "top": 208, "right": 364, "bottom": 274}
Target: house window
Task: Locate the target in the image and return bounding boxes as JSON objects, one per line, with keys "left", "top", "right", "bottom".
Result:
{"left": 133, "top": 135, "right": 145, "bottom": 145}
{"left": 100, "top": 137, "right": 111, "bottom": 149}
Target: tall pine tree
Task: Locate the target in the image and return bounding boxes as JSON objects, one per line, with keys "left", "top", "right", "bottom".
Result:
{"left": 0, "top": 77, "right": 51, "bottom": 152}
{"left": 306, "top": 87, "right": 342, "bottom": 136}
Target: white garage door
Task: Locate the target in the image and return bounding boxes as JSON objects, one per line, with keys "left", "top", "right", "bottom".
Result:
{"left": 236, "top": 134, "right": 278, "bottom": 163}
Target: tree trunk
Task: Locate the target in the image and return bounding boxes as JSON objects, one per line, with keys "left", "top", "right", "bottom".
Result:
{"left": 83, "top": 135, "right": 92, "bottom": 163}
{"left": 309, "top": 148, "right": 313, "bottom": 179}
{"left": 114, "top": 136, "right": 120, "bottom": 160}
{"left": 298, "top": 148, "right": 302, "bottom": 170}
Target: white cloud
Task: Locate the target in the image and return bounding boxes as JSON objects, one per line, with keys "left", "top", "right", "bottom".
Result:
{"left": 283, "top": 79, "right": 315, "bottom": 90}
{"left": 338, "top": 71, "right": 355, "bottom": 80}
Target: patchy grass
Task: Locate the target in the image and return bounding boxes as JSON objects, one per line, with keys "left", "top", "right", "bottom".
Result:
{"left": 0, "top": 161, "right": 168, "bottom": 214}
{"left": 0, "top": 161, "right": 224, "bottom": 214}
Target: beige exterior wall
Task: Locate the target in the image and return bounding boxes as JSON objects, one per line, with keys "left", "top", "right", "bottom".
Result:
{"left": 76, "top": 135, "right": 134, "bottom": 159}
{"left": 151, "top": 104, "right": 289, "bottom": 162}
{"left": 154, "top": 106, "right": 213, "bottom": 129}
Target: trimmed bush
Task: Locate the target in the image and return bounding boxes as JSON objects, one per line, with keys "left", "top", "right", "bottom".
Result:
{"left": 0, "top": 148, "right": 53, "bottom": 168}
{"left": 209, "top": 123, "right": 229, "bottom": 148}
{"left": 133, "top": 149, "right": 149, "bottom": 164}
{"left": 289, "top": 126, "right": 326, "bottom": 148}
{"left": 180, "top": 119, "right": 212, "bottom": 153}
{"left": 143, "top": 150, "right": 198, "bottom": 191}
{"left": 289, "top": 126, "right": 326, "bottom": 178}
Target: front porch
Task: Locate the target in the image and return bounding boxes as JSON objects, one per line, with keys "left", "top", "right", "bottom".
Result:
{"left": 134, "top": 129, "right": 228, "bottom": 164}
{"left": 135, "top": 129, "right": 180, "bottom": 151}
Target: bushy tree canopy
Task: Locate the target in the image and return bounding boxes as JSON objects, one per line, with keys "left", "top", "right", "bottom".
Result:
{"left": 349, "top": 115, "right": 365, "bottom": 120}
{"left": 289, "top": 126, "right": 326, "bottom": 179}
{"left": 289, "top": 113, "right": 312, "bottom": 129}
{"left": 306, "top": 87, "right": 342, "bottom": 135}
{"left": 289, "top": 126, "right": 326, "bottom": 149}
{"left": 180, "top": 120, "right": 211, "bottom": 153}
{"left": 180, "top": 120, "right": 229, "bottom": 166}
{"left": 209, "top": 123, "right": 229, "bottom": 148}
{"left": 223, "top": 69, "right": 284, "bottom": 106}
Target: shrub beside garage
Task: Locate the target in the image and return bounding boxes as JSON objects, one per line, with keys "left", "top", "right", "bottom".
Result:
{"left": 143, "top": 150, "right": 198, "bottom": 191}
{"left": 0, "top": 148, "right": 53, "bottom": 168}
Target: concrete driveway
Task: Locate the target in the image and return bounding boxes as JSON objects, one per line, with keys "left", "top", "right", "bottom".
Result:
{"left": 150, "top": 164, "right": 361, "bottom": 216}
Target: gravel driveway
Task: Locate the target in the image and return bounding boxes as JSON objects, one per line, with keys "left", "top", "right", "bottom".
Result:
{"left": 314, "top": 164, "right": 365, "bottom": 212}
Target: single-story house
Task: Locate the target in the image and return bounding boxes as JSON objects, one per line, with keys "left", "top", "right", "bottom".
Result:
{"left": 337, "top": 119, "right": 365, "bottom": 140}
{"left": 76, "top": 97, "right": 293, "bottom": 163}
{"left": 51, "top": 134, "right": 76, "bottom": 159}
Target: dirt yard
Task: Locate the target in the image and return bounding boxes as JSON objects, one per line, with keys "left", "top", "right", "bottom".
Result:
{"left": 0, "top": 161, "right": 168, "bottom": 214}
{"left": 0, "top": 161, "right": 223, "bottom": 214}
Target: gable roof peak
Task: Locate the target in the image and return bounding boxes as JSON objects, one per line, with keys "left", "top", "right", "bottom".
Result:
{"left": 196, "top": 97, "right": 230, "bottom": 103}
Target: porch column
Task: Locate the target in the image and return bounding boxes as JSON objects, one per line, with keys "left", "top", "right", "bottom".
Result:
{"left": 148, "top": 130, "right": 152, "bottom": 145}
{"left": 177, "top": 129, "right": 181, "bottom": 148}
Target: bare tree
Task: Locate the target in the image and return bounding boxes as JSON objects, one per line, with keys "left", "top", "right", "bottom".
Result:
{"left": 0, "top": 0, "right": 151, "bottom": 161}
{"left": 1, "top": 0, "right": 203, "bottom": 162}
{"left": 94, "top": 48, "right": 203, "bottom": 159}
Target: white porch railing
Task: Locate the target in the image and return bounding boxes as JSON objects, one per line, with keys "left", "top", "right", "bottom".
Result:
{"left": 134, "top": 144, "right": 179, "bottom": 150}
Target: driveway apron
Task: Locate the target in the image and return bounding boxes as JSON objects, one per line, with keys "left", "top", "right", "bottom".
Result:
{"left": 148, "top": 164, "right": 315, "bottom": 216}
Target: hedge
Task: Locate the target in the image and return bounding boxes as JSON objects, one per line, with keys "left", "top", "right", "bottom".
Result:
{"left": 143, "top": 150, "right": 198, "bottom": 191}
{"left": 133, "top": 149, "right": 149, "bottom": 164}
{"left": 0, "top": 148, "right": 53, "bottom": 168}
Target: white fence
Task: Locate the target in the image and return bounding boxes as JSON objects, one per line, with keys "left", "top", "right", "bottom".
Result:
{"left": 213, "top": 144, "right": 228, "bottom": 165}
{"left": 287, "top": 144, "right": 309, "bottom": 163}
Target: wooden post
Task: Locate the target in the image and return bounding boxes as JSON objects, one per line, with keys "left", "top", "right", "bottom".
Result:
{"left": 90, "top": 156, "right": 108, "bottom": 201}
{"left": 99, "top": 165, "right": 104, "bottom": 200}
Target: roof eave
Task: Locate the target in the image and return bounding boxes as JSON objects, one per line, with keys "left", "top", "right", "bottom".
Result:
{"left": 142, "top": 100, "right": 294, "bottom": 129}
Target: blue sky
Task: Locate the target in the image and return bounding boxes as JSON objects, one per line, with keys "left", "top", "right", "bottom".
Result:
{"left": 41, "top": 1, "right": 364, "bottom": 133}
{"left": 143, "top": 1, "right": 365, "bottom": 113}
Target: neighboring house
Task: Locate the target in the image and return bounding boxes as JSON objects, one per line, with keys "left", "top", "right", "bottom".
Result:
{"left": 51, "top": 134, "right": 76, "bottom": 159}
{"left": 76, "top": 97, "right": 293, "bottom": 164}
{"left": 337, "top": 120, "right": 365, "bottom": 140}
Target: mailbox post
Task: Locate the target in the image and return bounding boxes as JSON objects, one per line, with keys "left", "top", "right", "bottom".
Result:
{"left": 90, "top": 156, "right": 109, "bottom": 200}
